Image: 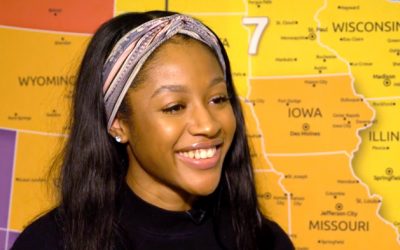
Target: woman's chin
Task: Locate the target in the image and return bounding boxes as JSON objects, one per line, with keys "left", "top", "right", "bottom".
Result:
{"left": 184, "top": 177, "right": 221, "bottom": 197}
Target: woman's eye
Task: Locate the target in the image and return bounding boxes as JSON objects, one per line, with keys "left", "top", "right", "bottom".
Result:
{"left": 161, "top": 104, "right": 186, "bottom": 114}
{"left": 210, "top": 95, "right": 230, "bottom": 105}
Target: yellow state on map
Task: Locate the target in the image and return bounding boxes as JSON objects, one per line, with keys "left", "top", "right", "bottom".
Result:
{"left": 268, "top": 154, "right": 400, "bottom": 249}
{"left": 318, "top": 0, "right": 400, "bottom": 238}
{"left": 116, "top": 0, "right": 244, "bottom": 14}
{"left": 190, "top": 15, "right": 249, "bottom": 97}
{"left": 9, "top": 132, "right": 64, "bottom": 231}
{"left": 353, "top": 99, "right": 400, "bottom": 234}
{"left": 246, "top": 0, "right": 347, "bottom": 77}
{"left": 249, "top": 75, "right": 373, "bottom": 154}
{"left": 115, "top": 0, "right": 165, "bottom": 15}
{"left": 0, "top": 28, "right": 89, "bottom": 133}
{"left": 4, "top": 1, "right": 400, "bottom": 249}
{"left": 116, "top": 0, "right": 245, "bottom": 15}
{"left": 168, "top": 0, "right": 244, "bottom": 14}
{"left": 114, "top": 2, "right": 250, "bottom": 97}
{"left": 318, "top": 0, "right": 400, "bottom": 98}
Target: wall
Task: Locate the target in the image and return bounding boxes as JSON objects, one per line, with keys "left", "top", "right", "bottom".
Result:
{"left": 1, "top": 0, "right": 399, "bottom": 249}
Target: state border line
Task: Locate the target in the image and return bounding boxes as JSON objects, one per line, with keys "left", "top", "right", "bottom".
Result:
{"left": 266, "top": 150, "right": 351, "bottom": 158}
{"left": 4, "top": 131, "right": 18, "bottom": 250}
{"left": 365, "top": 96, "right": 400, "bottom": 101}
{"left": 112, "top": 0, "right": 116, "bottom": 17}
{"left": 241, "top": 0, "right": 292, "bottom": 236}
{"left": 0, "top": 227, "right": 20, "bottom": 233}
{"left": 0, "top": 25, "right": 92, "bottom": 36}
{"left": 346, "top": 152, "right": 400, "bottom": 245}
{"left": 315, "top": 0, "right": 400, "bottom": 245}
{"left": 314, "top": 1, "right": 353, "bottom": 75}
{"left": 242, "top": 0, "right": 249, "bottom": 13}
{"left": 185, "top": 12, "right": 246, "bottom": 16}
{"left": 0, "top": 127, "right": 67, "bottom": 138}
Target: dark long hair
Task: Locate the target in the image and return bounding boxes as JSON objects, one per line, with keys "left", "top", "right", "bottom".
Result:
{"left": 59, "top": 11, "right": 262, "bottom": 250}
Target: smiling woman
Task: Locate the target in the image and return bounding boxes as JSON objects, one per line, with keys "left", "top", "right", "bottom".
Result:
{"left": 12, "top": 11, "right": 294, "bottom": 250}
{"left": 114, "top": 38, "right": 236, "bottom": 211}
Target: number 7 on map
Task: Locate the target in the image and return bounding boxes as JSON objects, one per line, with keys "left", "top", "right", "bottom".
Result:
{"left": 242, "top": 17, "right": 269, "bottom": 55}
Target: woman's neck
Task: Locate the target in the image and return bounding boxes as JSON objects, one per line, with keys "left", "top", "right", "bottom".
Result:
{"left": 125, "top": 166, "right": 196, "bottom": 211}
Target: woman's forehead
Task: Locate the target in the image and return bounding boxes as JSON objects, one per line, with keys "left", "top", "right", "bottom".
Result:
{"left": 146, "top": 41, "right": 222, "bottom": 77}
{"left": 127, "top": 41, "right": 226, "bottom": 98}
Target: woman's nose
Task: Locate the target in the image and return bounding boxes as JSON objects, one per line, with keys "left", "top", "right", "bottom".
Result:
{"left": 187, "top": 105, "right": 221, "bottom": 137}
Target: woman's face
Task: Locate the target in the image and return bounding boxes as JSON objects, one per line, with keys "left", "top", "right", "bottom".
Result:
{"left": 116, "top": 38, "right": 236, "bottom": 210}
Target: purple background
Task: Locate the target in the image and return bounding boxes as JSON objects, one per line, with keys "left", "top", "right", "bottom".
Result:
{"left": 0, "top": 231, "right": 5, "bottom": 250}
{"left": 0, "top": 129, "right": 16, "bottom": 228}
{"left": 7, "top": 231, "right": 19, "bottom": 249}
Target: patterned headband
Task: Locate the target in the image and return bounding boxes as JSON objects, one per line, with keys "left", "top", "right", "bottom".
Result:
{"left": 102, "top": 14, "right": 226, "bottom": 129}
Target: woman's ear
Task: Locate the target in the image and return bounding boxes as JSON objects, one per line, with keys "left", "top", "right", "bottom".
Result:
{"left": 108, "top": 118, "right": 129, "bottom": 143}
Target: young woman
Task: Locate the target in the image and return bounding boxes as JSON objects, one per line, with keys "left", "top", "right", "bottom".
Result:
{"left": 12, "top": 11, "right": 294, "bottom": 250}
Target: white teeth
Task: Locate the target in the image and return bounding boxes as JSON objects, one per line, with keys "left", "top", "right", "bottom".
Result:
{"left": 195, "top": 150, "right": 201, "bottom": 159}
{"left": 179, "top": 147, "right": 217, "bottom": 159}
{"left": 207, "top": 148, "right": 213, "bottom": 157}
{"left": 189, "top": 151, "right": 194, "bottom": 158}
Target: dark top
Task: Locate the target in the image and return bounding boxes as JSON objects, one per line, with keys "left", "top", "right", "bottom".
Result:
{"left": 12, "top": 187, "right": 294, "bottom": 250}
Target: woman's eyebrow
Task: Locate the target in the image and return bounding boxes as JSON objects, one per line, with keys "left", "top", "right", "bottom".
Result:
{"left": 209, "top": 76, "right": 226, "bottom": 87}
{"left": 151, "top": 84, "right": 188, "bottom": 98}
{"left": 151, "top": 76, "right": 226, "bottom": 98}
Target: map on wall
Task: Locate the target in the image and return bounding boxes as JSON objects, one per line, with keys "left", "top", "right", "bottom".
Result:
{"left": 0, "top": 0, "right": 399, "bottom": 249}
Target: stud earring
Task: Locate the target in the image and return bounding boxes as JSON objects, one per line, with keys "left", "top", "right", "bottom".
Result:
{"left": 115, "top": 136, "right": 122, "bottom": 143}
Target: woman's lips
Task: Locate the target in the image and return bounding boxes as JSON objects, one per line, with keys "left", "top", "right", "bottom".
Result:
{"left": 176, "top": 139, "right": 223, "bottom": 170}
{"left": 178, "top": 147, "right": 217, "bottom": 159}
{"left": 176, "top": 147, "right": 221, "bottom": 170}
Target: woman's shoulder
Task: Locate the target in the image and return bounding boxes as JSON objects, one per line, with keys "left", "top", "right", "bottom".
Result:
{"left": 258, "top": 218, "right": 295, "bottom": 250}
{"left": 11, "top": 209, "right": 63, "bottom": 250}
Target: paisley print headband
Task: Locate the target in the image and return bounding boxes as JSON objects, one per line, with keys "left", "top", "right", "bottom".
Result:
{"left": 102, "top": 14, "right": 226, "bottom": 129}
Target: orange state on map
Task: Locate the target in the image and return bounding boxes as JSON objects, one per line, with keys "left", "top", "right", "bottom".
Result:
{"left": 9, "top": 132, "right": 61, "bottom": 231}
{"left": 0, "top": 28, "right": 88, "bottom": 133}
{"left": 242, "top": 100, "right": 271, "bottom": 170}
{"left": 255, "top": 171, "right": 290, "bottom": 235}
{"left": 249, "top": 74, "right": 373, "bottom": 154}
{"left": 268, "top": 154, "right": 400, "bottom": 249}
{"left": 0, "top": 0, "right": 113, "bottom": 33}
